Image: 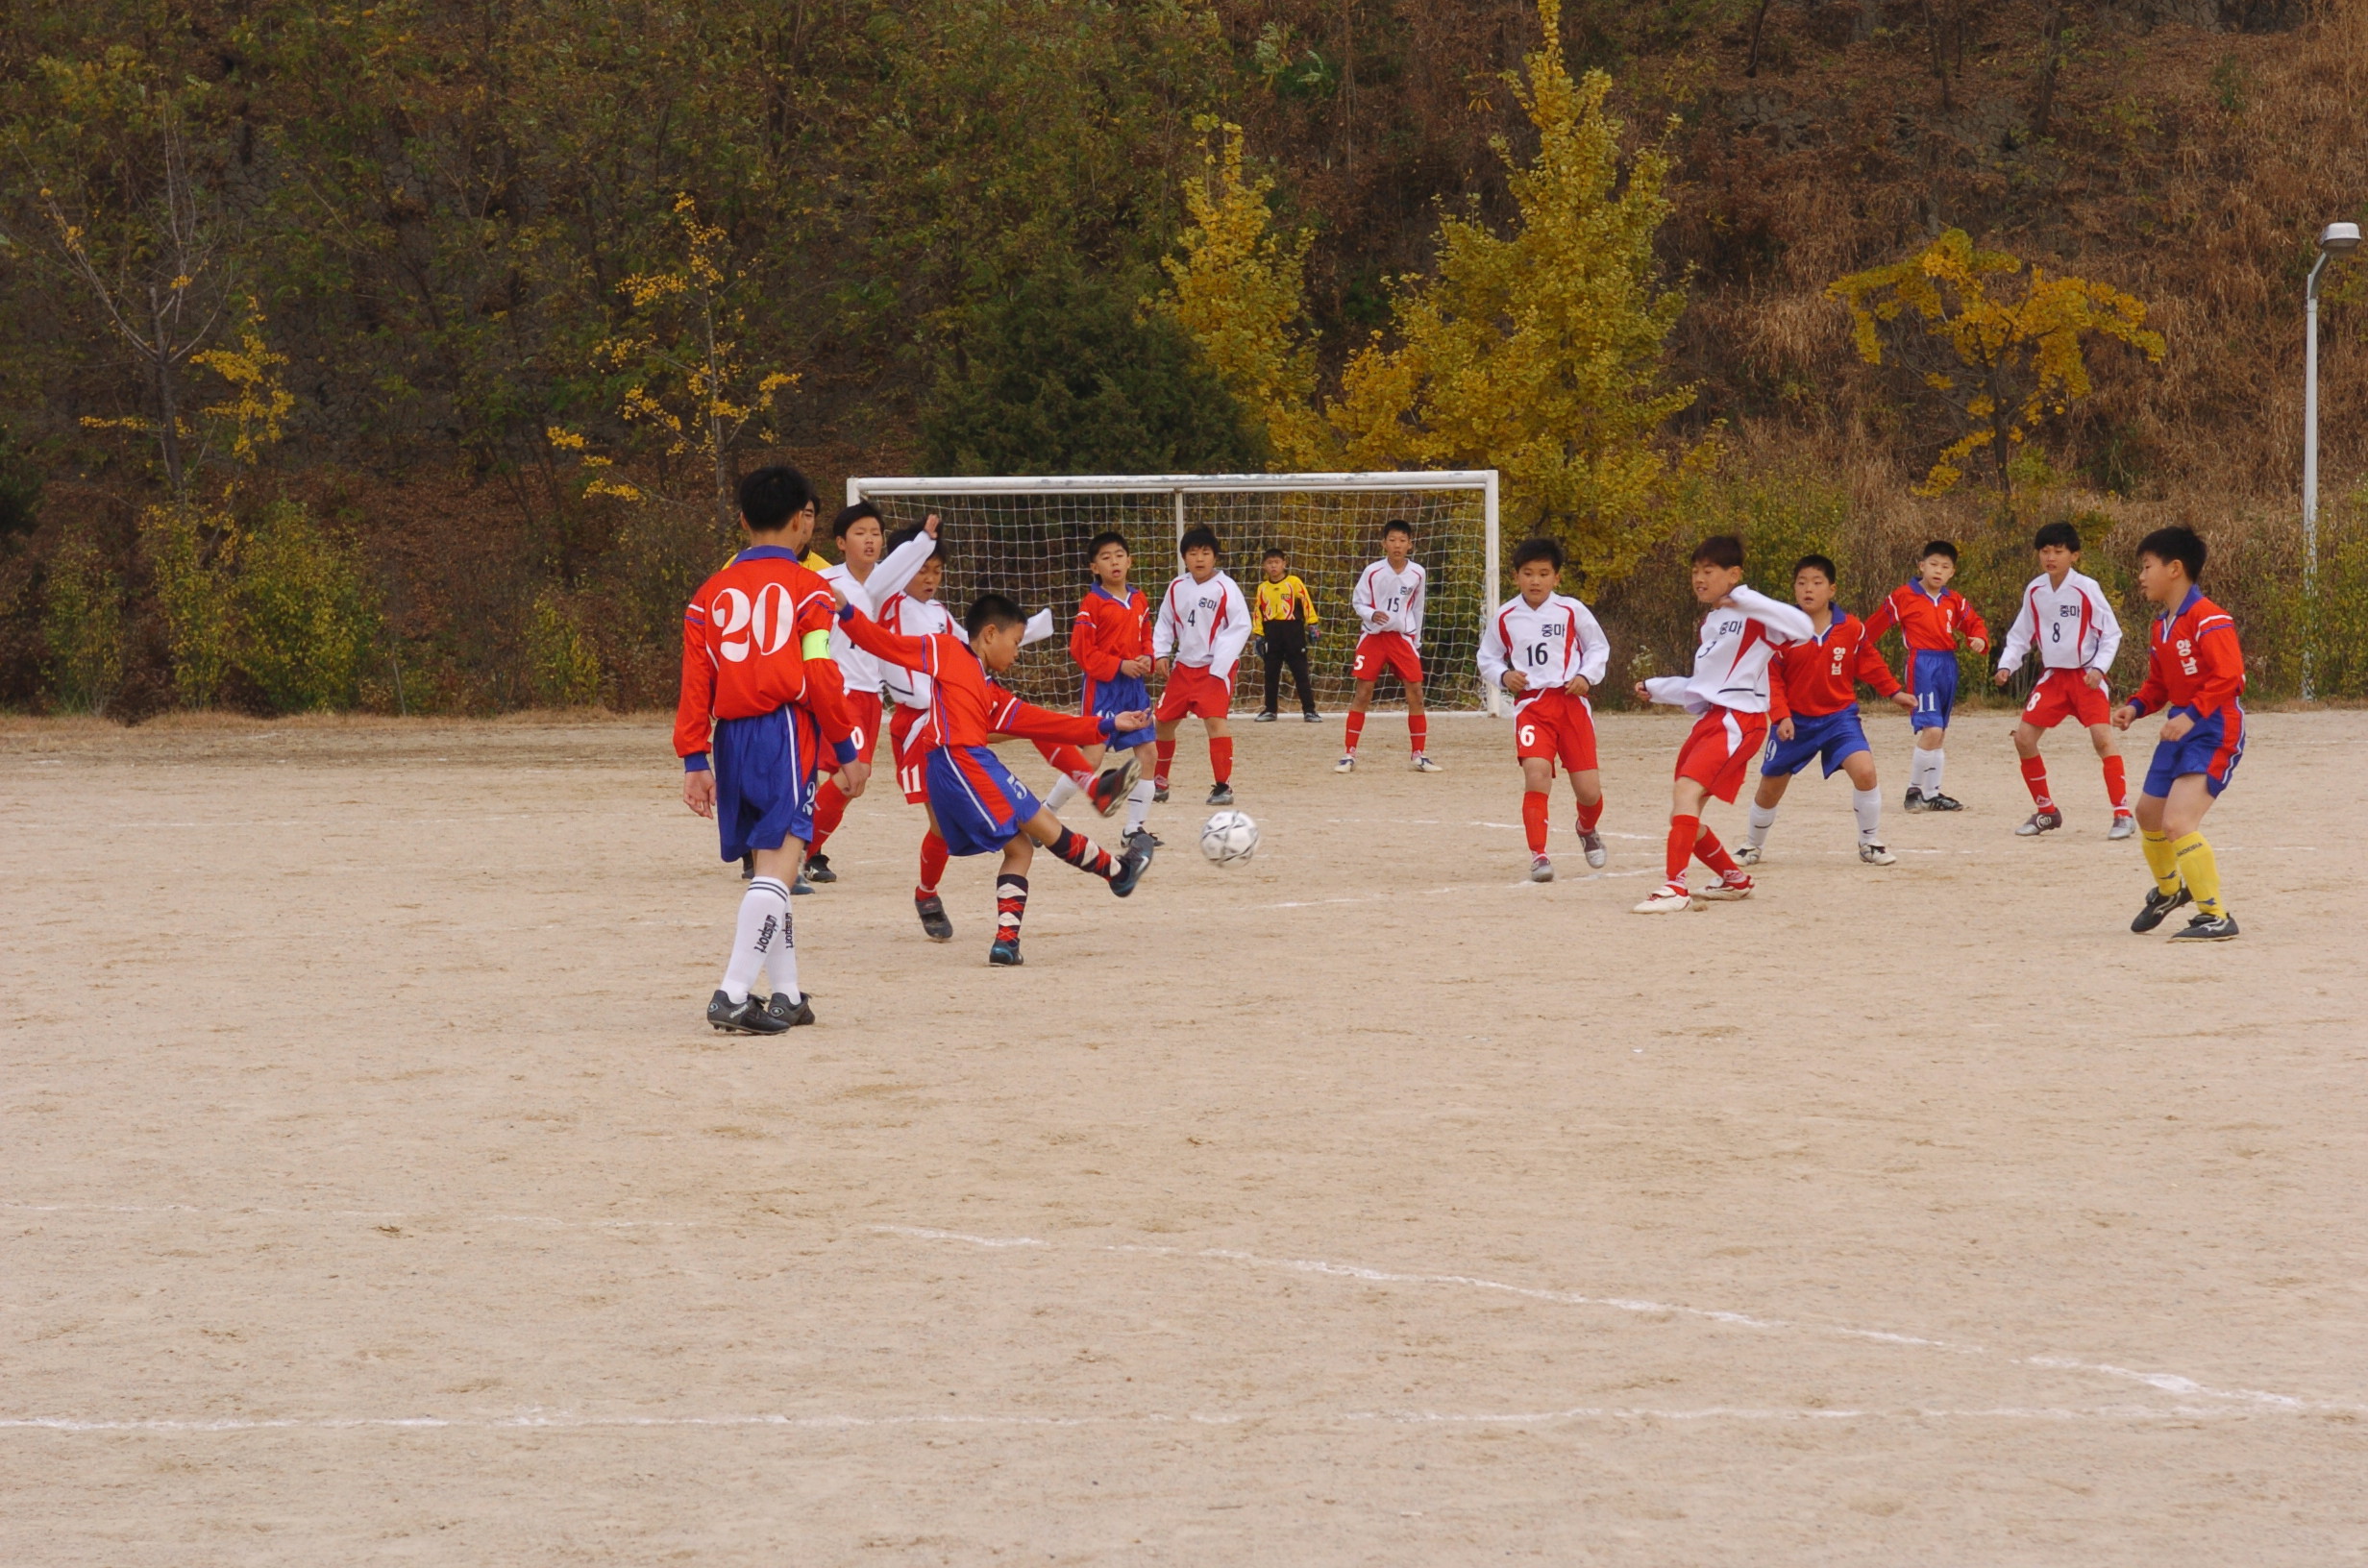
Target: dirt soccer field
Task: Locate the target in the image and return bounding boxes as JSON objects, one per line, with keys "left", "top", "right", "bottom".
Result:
{"left": 3, "top": 707, "right": 2363, "bottom": 1564}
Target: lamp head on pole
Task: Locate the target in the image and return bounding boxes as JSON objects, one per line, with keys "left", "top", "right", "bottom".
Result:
{"left": 2322, "top": 221, "right": 2362, "bottom": 255}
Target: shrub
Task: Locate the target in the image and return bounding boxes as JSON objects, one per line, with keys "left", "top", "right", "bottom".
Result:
{"left": 39, "top": 522, "right": 125, "bottom": 714}
{"left": 141, "top": 502, "right": 240, "bottom": 707}
{"left": 526, "top": 587, "right": 604, "bottom": 706}
{"left": 233, "top": 501, "right": 381, "bottom": 712}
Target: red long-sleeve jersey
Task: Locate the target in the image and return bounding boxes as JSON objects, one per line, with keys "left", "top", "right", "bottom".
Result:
{"left": 1766, "top": 609, "right": 1902, "bottom": 723}
{"left": 675, "top": 546, "right": 855, "bottom": 768}
{"left": 2127, "top": 587, "right": 2245, "bottom": 720}
{"left": 840, "top": 603, "right": 1116, "bottom": 752}
{"left": 1071, "top": 584, "right": 1152, "bottom": 682}
{"left": 1863, "top": 581, "right": 1989, "bottom": 653}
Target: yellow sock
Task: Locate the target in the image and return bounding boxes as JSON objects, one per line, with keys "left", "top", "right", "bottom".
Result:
{"left": 2172, "top": 832, "right": 2223, "bottom": 917}
{"left": 2140, "top": 829, "right": 2181, "bottom": 896}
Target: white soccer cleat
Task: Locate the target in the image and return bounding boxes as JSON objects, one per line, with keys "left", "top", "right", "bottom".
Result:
{"left": 2107, "top": 813, "right": 2136, "bottom": 841}
{"left": 1633, "top": 881, "right": 1699, "bottom": 913}
{"left": 1696, "top": 870, "right": 1755, "bottom": 901}
{"left": 1529, "top": 854, "right": 1554, "bottom": 883}
{"left": 1859, "top": 841, "right": 1897, "bottom": 866}
{"left": 1734, "top": 844, "right": 1764, "bottom": 867}
{"left": 1334, "top": 754, "right": 1356, "bottom": 773}
{"left": 1579, "top": 830, "right": 1608, "bottom": 869}
{"left": 1410, "top": 754, "right": 1443, "bottom": 772}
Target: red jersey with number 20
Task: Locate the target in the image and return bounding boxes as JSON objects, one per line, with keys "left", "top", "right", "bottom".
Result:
{"left": 675, "top": 545, "right": 853, "bottom": 763}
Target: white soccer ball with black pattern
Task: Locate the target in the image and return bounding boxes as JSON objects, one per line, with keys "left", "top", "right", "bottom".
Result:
{"left": 1199, "top": 809, "right": 1259, "bottom": 865}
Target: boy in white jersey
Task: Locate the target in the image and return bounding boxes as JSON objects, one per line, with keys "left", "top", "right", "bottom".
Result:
{"left": 1151, "top": 525, "right": 1253, "bottom": 806}
{"left": 1992, "top": 519, "right": 2134, "bottom": 839}
{"left": 804, "top": 503, "right": 900, "bottom": 884}
{"left": 1477, "top": 537, "right": 1611, "bottom": 882}
{"left": 1338, "top": 519, "right": 1441, "bottom": 772}
{"left": 1630, "top": 534, "right": 1815, "bottom": 913}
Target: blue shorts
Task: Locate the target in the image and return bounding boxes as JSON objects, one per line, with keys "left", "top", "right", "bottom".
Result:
{"left": 1907, "top": 649, "right": 1960, "bottom": 732}
{"left": 1761, "top": 709, "right": 1872, "bottom": 779}
{"left": 712, "top": 707, "right": 821, "bottom": 861}
{"left": 2142, "top": 705, "right": 2246, "bottom": 799}
{"left": 927, "top": 745, "right": 1045, "bottom": 857}
{"left": 1085, "top": 672, "right": 1154, "bottom": 751}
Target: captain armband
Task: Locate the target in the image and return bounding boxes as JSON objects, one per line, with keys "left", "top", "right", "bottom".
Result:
{"left": 802, "top": 628, "right": 833, "bottom": 661}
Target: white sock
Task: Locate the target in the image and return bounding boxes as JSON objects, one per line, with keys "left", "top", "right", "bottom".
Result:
{"left": 1853, "top": 787, "right": 1883, "bottom": 843}
{"left": 1925, "top": 748, "right": 1947, "bottom": 795}
{"left": 1044, "top": 775, "right": 1081, "bottom": 812}
{"left": 1745, "top": 802, "right": 1778, "bottom": 848}
{"left": 722, "top": 875, "right": 792, "bottom": 1003}
{"left": 1124, "top": 778, "right": 1154, "bottom": 835}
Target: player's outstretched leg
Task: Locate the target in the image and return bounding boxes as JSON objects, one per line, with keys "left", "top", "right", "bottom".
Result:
{"left": 1637, "top": 778, "right": 1712, "bottom": 913}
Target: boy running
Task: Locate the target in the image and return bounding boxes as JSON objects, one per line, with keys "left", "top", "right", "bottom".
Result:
{"left": 1737, "top": 554, "right": 1915, "bottom": 868}
{"left": 1992, "top": 520, "right": 2134, "bottom": 840}
{"left": 1339, "top": 519, "right": 1440, "bottom": 772}
{"left": 1864, "top": 540, "right": 1990, "bottom": 811}
{"left": 2112, "top": 526, "right": 2245, "bottom": 941}
{"left": 1475, "top": 537, "right": 1610, "bottom": 882}
{"left": 1062, "top": 530, "right": 1160, "bottom": 843}
{"left": 1151, "top": 525, "right": 1252, "bottom": 806}
{"left": 1631, "top": 535, "right": 1815, "bottom": 913}
{"left": 676, "top": 466, "right": 865, "bottom": 1034}
{"left": 1251, "top": 547, "right": 1321, "bottom": 723}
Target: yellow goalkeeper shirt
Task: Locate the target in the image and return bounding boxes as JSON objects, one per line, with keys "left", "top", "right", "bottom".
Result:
{"left": 1252, "top": 576, "right": 1319, "bottom": 632}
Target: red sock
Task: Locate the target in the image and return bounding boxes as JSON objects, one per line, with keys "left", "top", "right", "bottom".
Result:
{"left": 1694, "top": 824, "right": 1739, "bottom": 877}
{"left": 2020, "top": 754, "right": 2053, "bottom": 808}
{"left": 1522, "top": 791, "right": 1549, "bottom": 854}
{"left": 1665, "top": 814, "right": 1698, "bottom": 883}
{"left": 1408, "top": 713, "right": 1428, "bottom": 755}
{"left": 1038, "top": 742, "right": 1093, "bottom": 785}
{"left": 918, "top": 830, "right": 949, "bottom": 894}
{"left": 1575, "top": 795, "right": 1603, "bottom": 833}
{"left": 808, "top": 778, "right": 848, "bottom": 854}
{"left": 1210, "top": 736, "right": 1233, "bottom": 785}
{"left": 1154, "top": 739, "right": 1175, "bottom": 782}
{"left": 1344, "top": 711, "right": 1366, "bottom": 754}
{"left": 2102, "top": 754, "right": 2129, "bottom": 812}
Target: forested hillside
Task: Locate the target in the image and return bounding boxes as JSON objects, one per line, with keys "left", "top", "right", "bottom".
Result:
{"left": 3, "top": 0, "right": 2363, "bottom": 715}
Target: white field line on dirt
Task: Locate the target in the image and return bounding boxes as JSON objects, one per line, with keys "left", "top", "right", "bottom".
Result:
{"left": 0, "top": 1202, "right": 700, "bottom": 1229}
{"left": 874, "top": 1226, "right": 2338, "bottom": 1415}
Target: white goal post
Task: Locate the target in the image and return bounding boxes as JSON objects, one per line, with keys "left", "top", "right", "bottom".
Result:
{"left": 846, "top": 471, "right": 1504, "bottom": 717}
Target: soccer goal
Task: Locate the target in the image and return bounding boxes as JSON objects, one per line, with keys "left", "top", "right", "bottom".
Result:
{"left": 844, "top": 472, "right": 1503, "bottom": 715}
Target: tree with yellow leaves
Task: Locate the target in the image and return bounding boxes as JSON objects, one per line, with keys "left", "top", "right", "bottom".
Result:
{"left": 1827, "top": 229, "right": 2165, "bottom": 511}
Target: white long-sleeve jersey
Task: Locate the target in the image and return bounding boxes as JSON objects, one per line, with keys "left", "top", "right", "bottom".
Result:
{"left": 876, "top": 593, "right": 966, "bottom": 711}
{"left": 1352, "top": 558, "right": 1427, "bottom": 641}
{"left": 820, "top": 528, "right": 939, "bottom": 696}
{"left": 1997, "top": 569, "right": 2122, "bottom": 676}
{"left": 1477, "top": 592, "right": 1610, "bottom": 705}
{"left": 1152, "top": 570, "right": 1252, "bottom": 681}
{"left": 1641, "top": 585, "right": 1815, "bottom": 715}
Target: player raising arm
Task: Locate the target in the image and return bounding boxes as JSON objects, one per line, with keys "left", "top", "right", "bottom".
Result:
{"left": 1476, "top": 537, "right": 1611, "bottom": 882}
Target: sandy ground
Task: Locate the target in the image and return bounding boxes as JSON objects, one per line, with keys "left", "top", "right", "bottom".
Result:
{"left": 3, "top": 705, "right": 2364, "bottom": 1565}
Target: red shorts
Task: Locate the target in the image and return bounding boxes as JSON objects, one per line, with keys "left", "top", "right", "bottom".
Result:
{"left": 1674, "top": 706, "right": 1768, "bottom": 804}
{"left": 1515, "top": 690, "right": 1599, "bottom": 773}
{"left": 1352, "top": 631, "right": 1424, "bottom": 686}
{"left": 2022, "top": 667, "right": 2112, "bottom": 730}
{"left": 844, "top": 690, "right": 883, "bottom": 764}
{"left": 1155, "top": 663, "right": 1233, "bottom": 722}
{"left": 890, "top": 703, "right": 931, "bottom": 803}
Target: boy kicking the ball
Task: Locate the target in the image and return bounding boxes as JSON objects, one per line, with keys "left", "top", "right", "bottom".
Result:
{"left": 1151, "top": 525, "right": 1252, "bottom": 807}
{"left": 1339, "top": 519, "right": 1440, "bottom": 772}
{"left": 1476, "top": 537, "right": 1611, "bottom": 882}
{"left": 1993, "top": 520, "right": 2134, "bottom": 840}
{"left": 1631, "top": 535, "right": 1814, "bottom": 912}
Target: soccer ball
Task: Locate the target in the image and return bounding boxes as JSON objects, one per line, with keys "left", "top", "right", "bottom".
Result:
{"left": 1199, "top": 809, "right": 1259, "bottom": 866}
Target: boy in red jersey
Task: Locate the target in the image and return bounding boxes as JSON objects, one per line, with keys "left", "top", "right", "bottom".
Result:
{"left": 1863, "top": 540, "right": 1990, "bottom": 812}
{"left": 1338, "top": 519, "right": 1440, "bottom": 773}
{"left": 1475, "top": 537, "right": 1610, "bottom": 882}
{"left": 2112, "top": 526, "right": 2246, "bottom": 941}
{"left": 1059, "top": 529, "right": 1160, "bottom": 844}
{"left": 677, "top": 466, "right": 866, "bottom": 1035}
{"left": 1630, "top": 535, "right": 1814, "bottom": 913}
{"left": 1736, "top": 555, "right": 1915, "bottom": 869}
{"left": 1152, "top": 525, "right": 1252, "bottom": 806}
{"left": 1991, "top": 520, "right": 2134, "bottom": 840}
{"left": 835, "top": 586, "right": 1156, "bottom": 967}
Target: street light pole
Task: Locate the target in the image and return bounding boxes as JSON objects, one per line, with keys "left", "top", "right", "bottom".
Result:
{"left": 2304, "top": 221, "right": 2360, "bottom": 702}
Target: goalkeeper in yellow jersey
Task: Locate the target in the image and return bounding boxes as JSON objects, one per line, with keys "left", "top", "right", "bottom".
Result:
{"left": 1251, "top": 548, "right": 1321, "bottom": 723}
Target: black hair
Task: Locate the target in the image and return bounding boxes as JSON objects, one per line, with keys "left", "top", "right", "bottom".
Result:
{"left": 1512, "top": 536, "right": 1566, "bottom": 572}
{"left": 884, "top": 522, "right": 927, "bottom": 554}
{"left": 2033, "top": 520, "right": 2083, "bottom": 552}
{"left": 1381, "top": 518, "right": 1413, "bottom": 541}
{"left": 2137, "top": 525, "right": 2207, "bottom": 582}
{"left": 831, "top": 501, "right": 881, "bottom": 540}
{"left": 737, "top": 465, "right": 816, "bottom": 533}
{"left": 963, "top": 592, "right": 1027, "bottom": 638}
{"left": 1179, "top": 524, "right": 1221, "bottom": 557}
{"left": 1263, "top": 546, "right": 1289, "bottom": 562}
{"left": 1088, "top": 529, "right": 1129, "bottom": 561}
{"left": 1691, "top": 534, "right": 1744, "bottom": 570}
{"left": 1918, "top": 539, "right": 1960, "bottom": 564}
{"left": 1792, "top": 553, "right": 1838, "bottom": 583}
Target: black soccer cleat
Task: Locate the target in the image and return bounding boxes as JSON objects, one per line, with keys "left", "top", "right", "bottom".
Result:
{"left": 707, "top": 989, "right": 791, "bottom": 1036}
{"left": 1301, "top": 710, "right": 1320, "bottom": 722}
{"left": 1902, "top": 787, "right": 1925, "bottom": 813}
{"left": 1127, "top": 828, "right": 1165, "bottom": 851}
{"left": 740, "top": 852, "right": 756, "bottom": 879}
{"left": 2169, "top": 911, "right": 2240, "bottom": 943}
{"left": 1207, "top": 782, "right": 1235, "bottom": 806}
{"left": 1087, "top": 756, "right": 1140, "bottom": 817}
{"left": 2015, "top": 808, "right": 2063, "bottom": 837}
{"left": 1253, "top": 711, "right": 1278, "bottom": 723}
{"left": 766, "top": 990, "right": 817, "bottom": 1027}
{"left": 1152, "top": 779, "right": 1171, "bottom": 804}
{"left": 1923, "top": 792, "right": 1964, "bottom": 812}
{"left": 988, "top": 936, "right": 1024, "bottom": 967}
{"left": 1108, "top": 836, "right": 1155, "bottom": 898}
{"left": 2130, "top": 884, "right": 2192, "bottom": 933}
{"left": 915, "top": 892, "right": 954, "bottom": 943}
{"left": 802, "top": 852, "right": 837, "bottom": 884}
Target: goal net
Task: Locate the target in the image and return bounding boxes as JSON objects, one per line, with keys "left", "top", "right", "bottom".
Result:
{"left": 843, "top": 472, "right": 1502, "bottom": 716}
